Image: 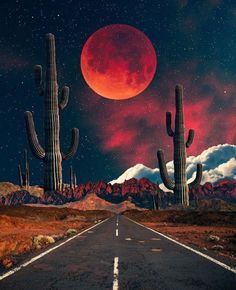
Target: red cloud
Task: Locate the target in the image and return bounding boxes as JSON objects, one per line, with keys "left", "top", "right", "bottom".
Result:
{"left": 79, "top": 67, "right": 235, "bottom": 169}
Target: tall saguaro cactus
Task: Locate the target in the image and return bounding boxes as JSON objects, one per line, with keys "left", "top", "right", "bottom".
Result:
{"left": 73, "top": 171, "right": 77, "bottom": 189}
{"left": 157, "top": 85, "right": 202, "bottom": 207}
{"left": 24, "top": 33, "right": 79, "bottom": 192}
{"left": 70, "top": 166, "right": 73, "bottom": 189}
{"left": 70, "top": 165, "right": 77, "bottom": 189}
{"left": 18, "top": 149, "right": 29, "bottom": 189}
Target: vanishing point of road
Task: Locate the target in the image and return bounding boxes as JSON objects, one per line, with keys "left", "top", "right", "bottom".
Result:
{"left": 0, "top": 215, "right": 235, "bottom": 290}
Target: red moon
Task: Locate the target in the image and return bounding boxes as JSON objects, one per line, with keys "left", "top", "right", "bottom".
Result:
{"left": 80, "top": 24, "right": 157, "bottom": 100}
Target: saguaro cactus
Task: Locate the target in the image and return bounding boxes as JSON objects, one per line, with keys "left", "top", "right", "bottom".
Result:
{"left": 70, "top": 166, "right": 73, "bottom": 189}
{"left": 70, "top": 165, "right": 77, "bottom": 189}
{"left": 18, "top": 149, "right": 30, "bottom": 189}
{"left": 25, "top": 33, "right": 79, "bottom": 192}
{"left": 73, "top": 172, "right": 77, "bottom": 189}
{"left": 157, "top": 85, "right": 202, "bottom": 207}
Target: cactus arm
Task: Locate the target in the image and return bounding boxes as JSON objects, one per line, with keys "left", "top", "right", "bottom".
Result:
{"left": 186, "top": 129, "right": 194, "bottom": 148}
{"left": 166, "top": 112, "right": 174, "bottom": 137}
{"left": 188, "top": 163, "right": 202, "bottom": 188}
{"left": 24, "top": 111, "right": 45, "bottom": 160}
{"left": 61, "top": 128, "right": 79, "bottom": 160}
{"left": 157, "top": 150, "right": 175, "bottom": 190}
{"left": 59, "top": 86, "right": 69, "bottom": 110}
{"left": 34, "top": 65, "right": 44, "bottom": 96}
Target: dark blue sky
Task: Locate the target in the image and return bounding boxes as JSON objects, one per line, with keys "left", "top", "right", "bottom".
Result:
{"left": 0, "top": 0, "right": 235, "bottom": 186}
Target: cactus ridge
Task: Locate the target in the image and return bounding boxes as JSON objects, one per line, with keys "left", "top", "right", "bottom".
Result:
{"left": 157, "top": 85, "right": 202, "bottom": 207}
{"left": 24, "top": 33, "right": 79, "bottom": 192}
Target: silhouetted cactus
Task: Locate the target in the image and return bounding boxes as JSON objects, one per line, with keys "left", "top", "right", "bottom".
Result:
{"left": 18, "top": 165, "right": 23, "bottom": 187}
{"left": 70, "top": 165, "right": 77, "bottom": 189}
{"left": 157, "top": 85, "right": 202, "bottom": 207}
{"left": 18, "top": 149, "right": 29, "bottom": 189}
{"left": 70, "top": 166, "right": 73, "bottom": 189}
{"left": 24, "top": 33, "right": 79, "bottom": 192}
{"left": 152, "top": 195, "right": 157, "bottom": 210}
{"left": 156, "top": 191, "right": 161, "bottom": 210}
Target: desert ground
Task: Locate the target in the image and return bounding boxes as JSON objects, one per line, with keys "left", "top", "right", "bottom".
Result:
{"left": 0, "top": 206, "right": 112, "bottom": 269}
{"left": 1, "top": 180, "right": 236, "bottom": 271}
{"left": 124, "top": 209, "right": 236, "bottom": 262}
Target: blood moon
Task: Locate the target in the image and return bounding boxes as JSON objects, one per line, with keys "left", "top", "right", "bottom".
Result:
{"left": 80, "top": 24, "right": 157, "bottom": 100}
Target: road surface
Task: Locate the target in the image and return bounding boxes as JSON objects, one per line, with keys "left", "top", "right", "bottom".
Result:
{"left": 0, "top": 215, "right": 235, "bottom": 290}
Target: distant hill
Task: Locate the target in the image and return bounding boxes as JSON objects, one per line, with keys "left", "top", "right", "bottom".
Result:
{"left": 64, "top": 192, "right": 140, "bottom": 213}
{"left": 0, "top": 182, "right": 43, "bottom": 197}
{"left": 0, "top": 182, "right": 20, "bottom": 196}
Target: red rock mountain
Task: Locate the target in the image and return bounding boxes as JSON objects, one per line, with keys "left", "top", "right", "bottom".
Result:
{"left": 0, "top": 178, "right": 235, "bottom": 208}
{"left": 190, "top": 179, "right": 236, "bottom": 204}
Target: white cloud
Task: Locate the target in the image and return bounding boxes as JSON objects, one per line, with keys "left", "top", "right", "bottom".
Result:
{"left": 202, "top": 157, "right": 236, "bottom": 184}
{"left": 110, "top": 164, "right": 160, "bottom": 185}
{"left": 110, "top": 144, "right": 236, "bottom": 191}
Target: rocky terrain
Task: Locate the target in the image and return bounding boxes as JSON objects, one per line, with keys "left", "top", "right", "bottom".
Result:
{"left": 0, "top": 178, "right": 235, "bottom": 210}
{"left": 190, "top": 179, "right": 236, "bottom": 204}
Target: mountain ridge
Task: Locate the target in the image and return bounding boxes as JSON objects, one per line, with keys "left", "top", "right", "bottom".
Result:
{"left": 0, "top": 178, "right": 235, "bottom": 209}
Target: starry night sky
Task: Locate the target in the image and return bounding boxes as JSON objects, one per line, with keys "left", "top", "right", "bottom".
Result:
{"left": 0, "top": 0, "right": 235, "bottom": 186}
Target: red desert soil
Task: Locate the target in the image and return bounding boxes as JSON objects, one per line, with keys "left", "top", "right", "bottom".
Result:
{"left": 0, "top": 206, "right": 112, "bottom": 269}
{"left": 124, "top": 210, "right": 236, "bottom": 261}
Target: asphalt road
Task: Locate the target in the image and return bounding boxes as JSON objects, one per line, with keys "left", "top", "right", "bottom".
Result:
{"left": 0, "top": 215, "right": 236, "bottom": 290}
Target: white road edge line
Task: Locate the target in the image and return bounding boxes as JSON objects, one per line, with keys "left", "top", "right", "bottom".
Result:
{"left": 0, "top": 217, "right": 110, "bottom": 281}
{"left": 113, "top": 257, "right": 119, "bottom": 290}
{"left": 126, "top": 217, "right": 236, "bottom": 275}
{"left": 116, "top": 229, "right": 119, "bottom": 237}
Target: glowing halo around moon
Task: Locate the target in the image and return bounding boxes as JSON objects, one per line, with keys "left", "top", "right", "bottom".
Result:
{"left": 80, "top": 24, "right": 157, "bottom": 100}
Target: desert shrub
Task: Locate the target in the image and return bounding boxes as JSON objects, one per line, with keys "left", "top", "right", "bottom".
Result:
{"left": 45, "top": 236, "right": 55, "bottom": 244}
{"left": 32, "top": 235, "right": 55, "bottom": 249}
{"left": 65, "top": 228, "right": 78, "bottom": 236}
{"left": 207, "top": 235, "right": 220, "bottom": 242}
